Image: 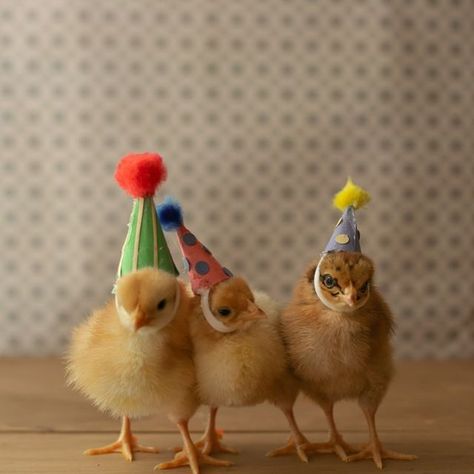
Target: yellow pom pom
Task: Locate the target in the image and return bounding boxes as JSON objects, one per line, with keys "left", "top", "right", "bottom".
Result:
{"left": 333, "top": 177, "right": 370, "bottom": 211}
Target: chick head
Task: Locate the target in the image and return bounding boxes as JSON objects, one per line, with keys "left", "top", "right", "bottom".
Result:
{"left": 115, "top": 268, "right": 179, "bottom": 332}
{"left": 316, "top": 251, "right": 374, "bottom": 312}
{"left": 208, "top": 277, "right": 266, "bottom": 331}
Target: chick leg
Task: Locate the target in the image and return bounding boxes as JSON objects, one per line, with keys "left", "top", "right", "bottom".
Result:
{"left": 346, "top": 404, "right": 417, "bottom": 469}
{"left": 84, "top": 416, "right": 159, "bottom": 461}
{"left": 267, "top": 407, "right": 313, "bottom": 462}
{"left": 195, "top": 406, "right": 239, "bottom": 455}
{"left": 308, "top": 402, "right": 360, "bottom": 461}
{"left": 157, "top": 419, "right": 233, "bottom": 474}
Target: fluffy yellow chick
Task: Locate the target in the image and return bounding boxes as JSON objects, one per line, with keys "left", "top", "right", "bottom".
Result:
{"left": 67, "top": 268, "right": 230, "bottom": 473}
{"left": 280, "top": 252, "right": 417, "bottom": 468}
{"left": 190, "top": 277, "right": 309, "bottom": 461}
{"left": 156, "top": 197, "right": 308, "bottom": 462}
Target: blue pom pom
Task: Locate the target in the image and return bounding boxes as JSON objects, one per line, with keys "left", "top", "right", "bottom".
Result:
{"left": 156, "top": 196, "right": 183, "bottom": 231}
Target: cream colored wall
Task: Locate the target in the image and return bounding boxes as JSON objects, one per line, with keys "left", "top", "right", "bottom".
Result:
{"left": 0, "top": 0, "right": 472, "bottom": 357}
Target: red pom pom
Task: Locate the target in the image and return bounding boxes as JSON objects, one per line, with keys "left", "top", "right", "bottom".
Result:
{"left": 115, "top": 152, "right": 167, "bottom": 198}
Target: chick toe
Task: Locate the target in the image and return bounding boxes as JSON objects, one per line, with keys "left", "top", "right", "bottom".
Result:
{"left": 266, "top": 437, "right": 309, "bottom": 463}
{"left": 196, "top": 429, "right": 238, "bottom": 455}
{"left": 84, "top": 435, "right": 159, "bottom": 462}
{"left": 172, "top": 428, "right": 226, "bottom": 454}
{"left": 157, "top": 450, "right": 233, "bottom": 473}
{"left": 306, "top": 435, "right": 360, "bottom": 461}
{"left": 345, "top": 441, "right": 417, "bottom": 469}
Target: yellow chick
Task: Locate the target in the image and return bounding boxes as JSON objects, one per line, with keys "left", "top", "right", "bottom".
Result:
{"left": 157, "top": 197, "right": 309, "bottom": 461}
{"left": 67, "top": 268, "right": 230, "bottom": 474}
{"left": 67, "top": 269, "right": 191, "bottom": 459}
{"left": 67, "top": 152, "right": 230, "bottom": 473}
{"left": 189, "top": 278, "right": 310, "bottom": 461}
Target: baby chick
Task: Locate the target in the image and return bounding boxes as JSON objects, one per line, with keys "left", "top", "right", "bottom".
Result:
{"left": 67, "top": 152, "right": 230, "bottom": 473}
{"left": 68, "top": 268, "right": 230, "bottom": 473}
{"left": 157, "top": 197, "right": 308, "bottom": 461}
{"left": 189, "top": 278, "right": 310, "bottom": 461}
{"left": 67, "top": 269, "right": 191, "bottom": 459}
{"left": 280, "top": 179, "right": 417, "bottom": 469}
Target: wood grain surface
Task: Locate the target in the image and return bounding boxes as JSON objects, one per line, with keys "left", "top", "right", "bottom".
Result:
{"left": 0, "top": 358, "right": 473, "bottom": 473}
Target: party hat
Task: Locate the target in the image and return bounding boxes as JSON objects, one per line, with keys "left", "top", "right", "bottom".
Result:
{"left": 115, "top": 153, "right": 178, "bottom": 280}
{"left": 323, "top": 177, "right": 370, "bottom": 254}
{"left": 156, "top": 197, "right": 233, "bottom": 294}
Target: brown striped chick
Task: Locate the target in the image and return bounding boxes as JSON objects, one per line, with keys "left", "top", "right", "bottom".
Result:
{"left": 280, "top": 252, "right": 417, "bottom": 469}
{"left": 189, "top": 276, "right": 309, "bottom": 461}
{"left": 67, "top": 268, "right": 230, "bottom": 474}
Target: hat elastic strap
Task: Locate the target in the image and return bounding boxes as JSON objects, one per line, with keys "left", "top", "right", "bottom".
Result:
{"left": 199, "top": 288, "right": 237, "bottom": 334}
{"left": 313, "top": 258, "right": 353, "bottom": 313}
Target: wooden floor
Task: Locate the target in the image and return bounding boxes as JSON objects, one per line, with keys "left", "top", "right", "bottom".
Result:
{"left": 0, "top": 359, "right": 473, "bottom": 473}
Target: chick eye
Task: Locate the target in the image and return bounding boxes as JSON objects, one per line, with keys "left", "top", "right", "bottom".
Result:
{"left": 217, "top": 307, "right": 232, "bottom": 317}
{"left": 360, "top": 281, "right": 370, "bottom": 294}
{"left": 322, "top": 274, "right": 336, "bottom": 289}
{"left": 157, "top": 299, "right": 167, "bottom": 310}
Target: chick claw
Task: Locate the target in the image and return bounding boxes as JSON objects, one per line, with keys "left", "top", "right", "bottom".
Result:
{"left": 345, "top": 441, "right": 417, "bottom": 469}
{"left": 157, "top": 449, "right": 233, "bottom": 474}
{"left": 84, "top": 434, "right": 159, "bottom": 462}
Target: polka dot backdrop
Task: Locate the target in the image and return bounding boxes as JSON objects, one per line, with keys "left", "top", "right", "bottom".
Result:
{"left": 0, "top": 0, "right": 473, "bottom": 357}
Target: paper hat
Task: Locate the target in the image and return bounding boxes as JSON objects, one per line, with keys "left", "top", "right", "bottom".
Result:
{"left": 115, "top": 153, "right": 179, "bottom": 279}
{"left": 156, "top": 197, "right": 233, "bottom": 294}
{"left": 323, "top": 178, "right": 370, "bottom": 254}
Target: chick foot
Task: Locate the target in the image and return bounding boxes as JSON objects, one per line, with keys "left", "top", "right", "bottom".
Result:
{"left": 158, "top": 419, "right": 232, "bottom": 474}
{"left": 267, "top": 434, "right": 357, "bottom": 463}
{"left": 266, "top": 435, "right": 313, "bottom": 463}
{"left": 345, "top": 440, "right": 417, "bottom": 469}
{"left": 349, "top": 403, "right": 417, "bottom": 468}
{"left": 157, "top": 450, "right": 232, "bottom": 474}
{"left": 84, "top": 416, "right": 158, "bottom": 461}
{"left": 84, "top": 436, "right": 159, "bottom": 461}
{"left": 308, "top": 434, "right": 360, "bottom": 461}
{"left": 172, "top": 428, "right": 225, "bottom": 453}
{"left": 193, "top": 407, "right": 238, "bottom": 455}
{"left": 268, "top": 407, "right": 326, "bottom": 463}
{"left": 172, "top": 429, "right": 238, "bottom": 455}
{"left": 195, "top": 428, "right": 239, "bottom": 455}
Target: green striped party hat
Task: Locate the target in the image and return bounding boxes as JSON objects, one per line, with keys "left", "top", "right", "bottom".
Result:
{"left": 114, "top": 153, "right": 178, "bottom": 280}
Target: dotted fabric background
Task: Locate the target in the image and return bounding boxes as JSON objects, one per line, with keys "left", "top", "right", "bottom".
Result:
{"left": 0, "top": 0, "right": 473, "bottom": 358}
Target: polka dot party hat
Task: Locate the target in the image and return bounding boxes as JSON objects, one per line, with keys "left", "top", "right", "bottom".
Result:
{"left": 114, "top": 153, "right": 179, "bottom": 281}
{"left": 157, "top": 196, "right": 233, "bottom": 295}
{"left": 323, "top": 178, "right": 371, "bottom": 254}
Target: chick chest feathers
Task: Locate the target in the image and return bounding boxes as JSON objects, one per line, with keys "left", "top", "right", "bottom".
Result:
{"left": 67, "top": 301, "right": 197, "bottom": 419}
{"left": 192, "top": 292, "right": 289, "bottom": 408}
{"left": 282, "top": 287, "right": 394, "bottom": 403}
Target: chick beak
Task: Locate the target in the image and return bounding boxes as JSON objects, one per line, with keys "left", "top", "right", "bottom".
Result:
{"left": 133, "top": 309, "right": 148, "bottom": 331}
{"left": 240, "top": 301, "right": 267, "bottom": 322}
{"left": 343, "top": 284, "right": 358, "bottom": 307}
